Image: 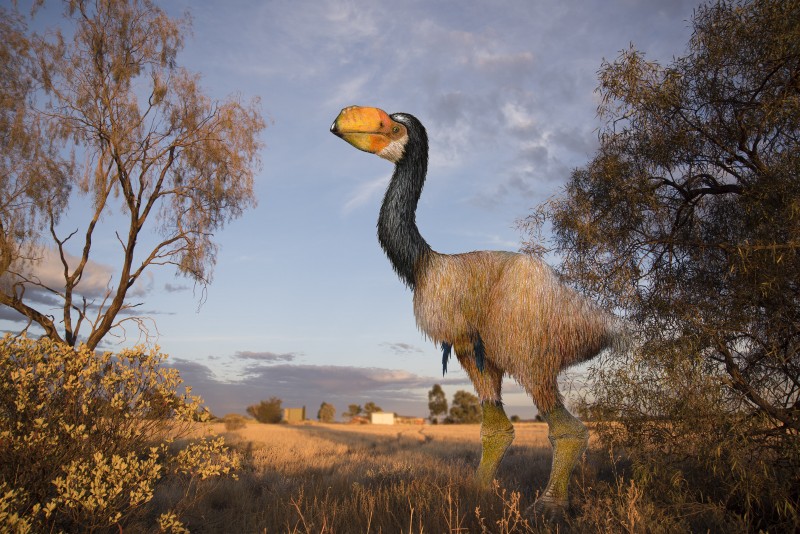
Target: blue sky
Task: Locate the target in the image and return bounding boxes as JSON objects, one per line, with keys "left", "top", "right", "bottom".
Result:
{"left": 3, "top": 0, "right": 704, "bottom": 418}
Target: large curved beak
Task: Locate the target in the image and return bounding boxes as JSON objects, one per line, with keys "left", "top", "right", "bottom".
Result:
{"left": 330, "top": 106, "right": 393, "bottom": 154}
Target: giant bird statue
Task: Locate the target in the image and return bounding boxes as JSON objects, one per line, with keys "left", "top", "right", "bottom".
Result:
{"left": 330, "top": 106, "right": 623, "bottom": 518}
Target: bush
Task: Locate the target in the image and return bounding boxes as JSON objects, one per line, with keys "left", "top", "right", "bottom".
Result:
{"left": 522, "top": 0, "right": 800, "bottom": 529}
{"left": 247, "top": 397, "right": 283, "bottom": 424}
{"left": 317, "top": 402, "right": 336, "bottom": 423}
{"left": 448, "top": 390, "right": 481, "bottom": 424}
{"left": 0, "top": 335, "right": 239, "bottom": 532}
{"left": 223, "top": 414, "right": 248, "bottom": 431}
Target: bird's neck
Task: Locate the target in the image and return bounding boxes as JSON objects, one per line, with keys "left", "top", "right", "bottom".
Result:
{"left": 377, "top": 139, "right": 432, "bottom": 289}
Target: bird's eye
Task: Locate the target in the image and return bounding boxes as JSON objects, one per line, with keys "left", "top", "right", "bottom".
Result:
{"left": 392, "top": 125, "right": 400, "bottom": 134}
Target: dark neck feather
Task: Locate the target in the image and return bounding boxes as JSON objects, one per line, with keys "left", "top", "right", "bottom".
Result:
{"left": 377, "top": 115, "right": 431, "bottom": 289}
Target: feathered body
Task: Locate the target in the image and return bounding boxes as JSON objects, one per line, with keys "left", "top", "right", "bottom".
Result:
{"left": 357, "top": 108, "right": 617, "bottom": 411}
{"left": 331, "top": 106, "right": 621, "bottom": 516}
{"left": 414, "top": 250, "right": 615, "bottom": 410}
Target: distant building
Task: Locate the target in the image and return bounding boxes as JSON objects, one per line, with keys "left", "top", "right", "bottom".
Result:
{"left": 347, "top": 415, "right": 370, "bottom": 425}
{"left": 396, "top": 415, "right": 426, "bottom": 425}
{"left": 370, "top": 412, "right": 395, "bottom": 425}
{"left": 282, "top": 406, "right": 306, "bottom": 423}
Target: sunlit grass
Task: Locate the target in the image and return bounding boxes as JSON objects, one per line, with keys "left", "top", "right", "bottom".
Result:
{"left": 175, "top": 421, "right": 561, "bottom": 533}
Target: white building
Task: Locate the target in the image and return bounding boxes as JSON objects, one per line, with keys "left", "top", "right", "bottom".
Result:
{"left": 370, "top": 412, "right": 395, "bottom": 425}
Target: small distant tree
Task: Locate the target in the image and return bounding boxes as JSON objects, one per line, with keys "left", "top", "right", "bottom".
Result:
{"left": 342, "top": 404, "right": 362, "bottom": 420}
{"left": 317, "top": 402, "right": 336, "bottom": 423}
{"left": 448, "top": 390, "right": 481, "bottom": 424}
{"left": 427, "top": 384, "right": 448, "bottom": 423}
{"left": 510, "top": 414, "right": 521, "bottom": 423}
{"left": 363, "top": 401, "right": 383, "bottom": 415}
{"left": 246, "top": 397, "right": 282, "bottom": 424}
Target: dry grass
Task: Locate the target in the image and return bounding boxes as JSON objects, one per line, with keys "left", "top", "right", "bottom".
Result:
{"left": 151, "top": 420, "right": 793, "bottom": 533}
{"left": 166, "top": 421, "right": 706, "bottom": 533}
{"left": 169, "top": 422, "right": 566, "bottom": 533}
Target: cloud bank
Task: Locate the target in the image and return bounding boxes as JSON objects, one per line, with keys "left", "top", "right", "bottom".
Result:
{"left": 169, "top": 357, "right": 471, "bottom": 418}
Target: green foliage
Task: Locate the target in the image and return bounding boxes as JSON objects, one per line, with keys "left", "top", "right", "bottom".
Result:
{"left": 363, "top": 401, "right": 383, "bottom": 415}
{"left": 448, "top": 390, "right": 481, "bottom": 424}
{"left": 343, "top": 404, "right": 363, "bottom": 420}
{"left": 427, "top": 384, "right": 448, "bottom": 423}
{"left": 0, "top": 335, "right": 239, "bottom": 532}
{"left": 246, "top": 397, "right": 283, "bottom": 424}
{"left": 317, "top": 402, "right": 336, "bottom": 423}
{"left": 223, "top": 414, "right": 247, "bottom": 431}
{"left": 523, "top": 0, "right": 800, "bottom": 529}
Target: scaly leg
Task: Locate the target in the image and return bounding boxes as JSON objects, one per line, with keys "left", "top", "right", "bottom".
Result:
{"left": 535, "top": 403, "right": 588, "bottom": 518}
{"left": 476, "top": 400, "right": 515, "bottom": 488}
{"left": 453, "top": 345, "right": 514, "bottom": 488}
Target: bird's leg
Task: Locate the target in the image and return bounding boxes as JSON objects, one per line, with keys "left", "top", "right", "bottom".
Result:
{"left": 535, "top": 403, "right": 588, "bottom": 518}
{"left": 476, "top": 400, "right": 515, "bottom": 488}
{"left": 453, "top": 347, "right": 512, "bottom": 489}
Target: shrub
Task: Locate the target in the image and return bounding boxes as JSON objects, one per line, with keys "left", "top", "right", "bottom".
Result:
{"left": 223, "top": 414, "right": 248, "bottom": 431}
{"left": 0, "top": 335, "right": 239, "bottom": 532}
{"left": 246, "top": 397, "right": 283, "bottom": 424}
{"left": 317, "top": 402, "right": 336, "bottom": 423}
{"left": 448, "top": 390, "right": 481, "bottom": 424}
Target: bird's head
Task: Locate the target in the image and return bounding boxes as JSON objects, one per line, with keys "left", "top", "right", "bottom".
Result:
{"left": 330, "top": 106, "right": 409, "bottom": 163}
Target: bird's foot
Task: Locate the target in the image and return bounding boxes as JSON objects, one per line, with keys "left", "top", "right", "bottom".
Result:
{"left": 529, "top": 490, "right": 568, "bottom": 523}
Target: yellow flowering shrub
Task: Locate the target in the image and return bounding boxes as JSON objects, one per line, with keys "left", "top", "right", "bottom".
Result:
{"left": 0, "top": 335, "right": 239, "bottom": 532}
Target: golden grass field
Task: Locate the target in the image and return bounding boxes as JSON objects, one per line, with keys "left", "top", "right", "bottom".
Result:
{"left": 168, "top": 421, "right": 605, "bottom": 533}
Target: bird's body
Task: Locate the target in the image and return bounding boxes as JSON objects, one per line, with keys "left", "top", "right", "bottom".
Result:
{"left": 331, "top": 105, "right": 622, "bottom": 519}
{"left": 415, "top": 249, "right": 614, "bottom": 409}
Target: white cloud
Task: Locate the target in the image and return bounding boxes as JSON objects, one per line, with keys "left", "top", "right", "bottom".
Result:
{"left": 502, "top": 101, "right": 536, "bottom": 132}
{"left": 0, "top": 246, "right": 114, "bottom": 306}
{"left": 323, "top": 0, "right": 380, "bottom": 43}
{"left": 325, "top": 74, "right": 371, "bottom": 108}
{"left": 168, "top": 358, "right": 472, "bottom": 417}
{"left": 474, "top": 50, "right": 535, "bottom": 71}
{"left": 342, "top": 175, "right": 390, "bottom": 215}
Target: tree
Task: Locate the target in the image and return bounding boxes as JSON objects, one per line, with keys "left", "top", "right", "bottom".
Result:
{"left": 522, "top": 0, "right": 800, "bottom": 528}
{"left": 0, "top": 0, "right": 265, "bottom": 350}
{"left": 0, "top": 11, "right": 71, "bottom": 277}
{"left": 317, "top": 402, "right": 336, "bottom": 423}
{"left": 448, "top": 390, "right": 481, "bottom": 424}
{"left": 427, "top": 384, "right": 448, "bottom": 423}
{"left": 246, "top": 397, "right": 282, "bottom": 424}
{"left": 363, "top": 401, "right": 382, "bottom": 415}
{"left": 342, "top": 404, "right": 362, "bottom": 420}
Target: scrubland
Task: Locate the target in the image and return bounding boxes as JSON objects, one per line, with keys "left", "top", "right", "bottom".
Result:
{"left": 5, "top": 334, "right": 790, "bottom": 533}
{"left": 168, "top": 421, "right": 627, "bottom": 533}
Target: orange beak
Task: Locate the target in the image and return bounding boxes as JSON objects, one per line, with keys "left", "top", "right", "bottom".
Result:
{"left": 330, "top": 106, "right": 393, "bottom": 154}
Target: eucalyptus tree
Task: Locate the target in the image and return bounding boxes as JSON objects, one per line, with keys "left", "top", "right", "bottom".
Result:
{"left": 427, "top": 383, "right": 447, "bottom": 423}
{"left": 0, "top": 0, "right": 265, "bottom": 349}
{"left": 317, "top": 402, "right": 336, "bottom": 423}
{"left": 522, "top": 0, "right": 799, "bottom": 527}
